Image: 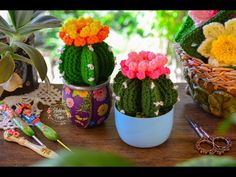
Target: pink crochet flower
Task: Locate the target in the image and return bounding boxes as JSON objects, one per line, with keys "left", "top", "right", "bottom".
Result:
{"left": 120, "top": 51, "right": 170, "bottom": 80}
{"left": 188, "top": 10, "right": 219, "bottom": 27}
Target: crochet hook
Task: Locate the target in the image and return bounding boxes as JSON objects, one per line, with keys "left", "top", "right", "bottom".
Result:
{"left": 0, "top": 102, "right": 45, "bottom": 147}
{"left": 13, "top": 104, "right": 72, "bottom": 152}
{"left": 4, "top": 129, "right": 58, "bottom": 159}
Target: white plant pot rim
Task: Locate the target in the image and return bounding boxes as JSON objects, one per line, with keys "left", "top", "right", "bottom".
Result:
{"left": 114, "top": 104, "right": 174, "bottom": 119}
{"left": 62, "top": 78, "right": 110, "bottom": 91}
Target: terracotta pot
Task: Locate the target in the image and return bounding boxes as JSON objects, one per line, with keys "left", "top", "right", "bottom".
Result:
{"left": 62, "top": 79, "right": 112, "bottom": 128}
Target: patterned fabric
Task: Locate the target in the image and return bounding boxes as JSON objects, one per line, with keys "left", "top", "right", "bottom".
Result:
{"left": 62, "top": 83, "right": 112, "bottom": 128}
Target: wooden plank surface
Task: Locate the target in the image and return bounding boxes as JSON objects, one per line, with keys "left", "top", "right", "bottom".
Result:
{"left": 0, "top": 83, "right": 236, "bottom": 166}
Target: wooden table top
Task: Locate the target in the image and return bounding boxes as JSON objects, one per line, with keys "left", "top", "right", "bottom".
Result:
{"left": 0, "top": 83, "right": 236, "bottom": 166}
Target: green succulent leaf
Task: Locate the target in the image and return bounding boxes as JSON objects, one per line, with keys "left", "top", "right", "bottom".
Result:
{"left": 177, "top": 156, "right": 236, "bottom": 167}
{"left": 33, "top": 148, "right": 134, "bottom": 167}
{"left": 0, "top": 42, "right": 11, "bottom": 53}
{"left": 31, "top": 11, "right": 43, "bottom": 19}
{"left": 0, "top": 52, "right": 15, "bottom": 84}
{"left": 17, "top": 15, "right": 61, "bottom": 35}
{"left": 0, "top": 16, "right": 15, "bottom": 37}
{"left": 8, "top": 11, "right": 17, "bottom": 29}
{"left": 8, "top": 11, "right": 34, "bottom": 29}
{"left": 13, "top": 41, "right": 47, "bottom": 81}
{"left": 13, "top": 54, "right": 33, "bottom": 65}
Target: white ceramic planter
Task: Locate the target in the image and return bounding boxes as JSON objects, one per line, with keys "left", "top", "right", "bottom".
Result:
{"left": 115, "top": 106, "right": 174, "bottom": 148}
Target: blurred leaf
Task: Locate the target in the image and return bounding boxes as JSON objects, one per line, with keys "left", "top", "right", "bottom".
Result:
{"left": 0, "top": 52, "right": 15, "bottom": 84}
{"left": 218, "top": 112, "right": 236, "bottom": 134}
{"left": 0, "top": 16, "right": 15, "bottom": 36}
{"left": 13, "top": 54, "right": 33, "bottom": 65}
{"left": 13, "top": 41, "right": 47, "bottom": 81}
{"left": 0, "top": 42, "right": 10, "bottom": 53}
{"left": 177, "top": 156, "right": 236, "bottom": 167}
{"left": 10, "top": 10, "right": 33, "bottom": 29}
{"left": 8, "top": 11, "right": 17, "bottom": 28}
{"left": 31, "top": 10, "right": 43, "bottom": 19}
{"left": 33, "top": 148, "right": 134, "bottom": 167}
{"left": 17, "top": 15, "right": 61, "bottom": 35}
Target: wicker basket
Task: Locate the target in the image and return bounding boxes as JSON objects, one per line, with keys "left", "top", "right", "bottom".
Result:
{"left": 174, "top": 43, "right": 236, "bottom": 118}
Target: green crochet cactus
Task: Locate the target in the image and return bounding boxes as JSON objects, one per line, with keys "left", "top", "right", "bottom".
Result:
{"left": 59, "top": 42, "right": 115, "bottom": 86}
{"left": 113, "top": 71, "right": 178, "bottom": 117}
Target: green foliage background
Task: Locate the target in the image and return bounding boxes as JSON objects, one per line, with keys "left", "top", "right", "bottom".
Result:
{"left": 40, "top": 10, "right": 187, "bottom": 60}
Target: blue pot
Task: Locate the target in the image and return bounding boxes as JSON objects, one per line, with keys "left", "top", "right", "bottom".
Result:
{"left": 115, "top": 106, "right": 174, "bottom": 148}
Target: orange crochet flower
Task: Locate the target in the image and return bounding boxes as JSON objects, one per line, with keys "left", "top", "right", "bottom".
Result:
{"left": 63, "top": 35, "right": 73, "bottom": 46}
{"left": 74, "top": 37, "right": 86, "bottom": 47}
{"left": 59, "top": 31, "right": 65, "bottom": 39}
{"left": 87, "top": 36, "right": 99, "bottom": 45}
{"left": 97, "top": 26, "right": 109, "bottom": 42}
{"left": 59, "top": 17, "right": 109, "bottom": 47}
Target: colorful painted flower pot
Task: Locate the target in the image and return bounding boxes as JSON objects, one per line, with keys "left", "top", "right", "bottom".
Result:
{"left": 62, "top": 80, "right": 112, "bottom": 128}
{"left": 115, "top": 105, "right": 174, "bottom": 148}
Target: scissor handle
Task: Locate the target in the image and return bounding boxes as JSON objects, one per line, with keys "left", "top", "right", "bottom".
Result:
{"left": 212, "top": 136, "right": 232, "bottom": 155}
{"left": 195, "top": 136, "right": 232, "bottom": 155}
{"left": 195, "top": 137, "right": 216, "bottom": 155}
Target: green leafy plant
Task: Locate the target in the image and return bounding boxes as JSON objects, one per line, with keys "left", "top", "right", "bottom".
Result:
{"left": 34, "top": 148, "right": 134, "bottom": 166}
{"left": 177, "top": 156, "right": 236, "bottom": 167}
{"left": 0, "top": 11, "right": 61, "bottom": 95}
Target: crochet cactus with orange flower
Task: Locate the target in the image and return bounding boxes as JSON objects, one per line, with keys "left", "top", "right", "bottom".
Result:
{"left": 58, "top": 17, "right": 115, "bottom": 86}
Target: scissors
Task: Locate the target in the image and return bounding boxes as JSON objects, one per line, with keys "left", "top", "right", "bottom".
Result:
{"left": 186, "top": 118, "right": 232, "bottom": 155}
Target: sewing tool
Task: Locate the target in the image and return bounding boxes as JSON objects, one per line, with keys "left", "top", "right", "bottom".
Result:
{"left": 14, "top": 104, "right": 72, "bottom": 152}
{"left": 186, "top": 118, "right": 232, "bottom": 155}
{"left": 0, "top": 101, "right": 45, "bottom": 147}
{"left": 4, "top": 129, "right": 58, "bottom": 159}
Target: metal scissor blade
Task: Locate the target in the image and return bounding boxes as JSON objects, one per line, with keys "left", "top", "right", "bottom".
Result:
{"left": 188, "top": 118, "right": 210, "bottom": 138}
{"left": 185, "top": 117, "right": 204, "bottom": 138}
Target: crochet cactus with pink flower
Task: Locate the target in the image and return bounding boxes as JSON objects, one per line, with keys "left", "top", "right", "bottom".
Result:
{"left": 58, "top": 17, "right": 115, "bottom": 86}
{"left": 113, "top": 51, "right": 178, "bottom": 117}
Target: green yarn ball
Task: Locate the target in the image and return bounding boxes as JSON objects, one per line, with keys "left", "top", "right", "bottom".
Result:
{"left": 59, "top": 42, "right": 115, "bottom": 86}
{"left": 113, "top": 71, "right": 178, "bottom": 117}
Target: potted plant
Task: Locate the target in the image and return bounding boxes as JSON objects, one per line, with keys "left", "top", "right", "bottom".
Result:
{"left": 174, "top": 10, "right": 236, "bottom": 118}
{"left": 113, "top": 51, "right": 178, "bottom": 148}
{"left": 58, "top": 17, "right": 115, "bottom": 128}
{"left": 0, "top": 11, "right": 61, "bottom": 99}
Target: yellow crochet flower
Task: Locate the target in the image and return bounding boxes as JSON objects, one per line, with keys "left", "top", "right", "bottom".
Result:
{"left": 197, "top": 18, "right": 236, "bottom": 66}
{"left": 59, "top": 16, "right": 109, "bottom": 46}
{"left": 62, "top": 19, "right": 80, "bottom": 39}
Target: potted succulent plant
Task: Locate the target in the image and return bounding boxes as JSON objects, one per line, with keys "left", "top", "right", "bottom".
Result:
{"left": 58, "top": 17, "right": 115, "bottom": 128}
{"left": 0, "top": 10, "right": 61, "bottom": 99}
{"left": 113, "top": 51, "right": 178, "bottom": 148}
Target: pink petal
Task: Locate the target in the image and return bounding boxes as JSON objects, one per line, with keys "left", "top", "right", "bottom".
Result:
{"left": 147, "top": 52, "right": 156, "bottom": 60}
{"left": 120, "top": 60, "right": 126, "bottom": 68}
{"left": 188, "top": 10, "right": 218, "bottom": 27}
{"left": 139, "top": 51, "right": 149, "bottom": 60}
{"left": 127, "top": 70, "right": 136, "bottom": 79}
{"left": 137, "top": 61, "right": 147, "bottom": 72}
{"left": 148, "top": 70, "right": 161, "bottom": 80}
{"left": 136, "top": 71, "right": 146, "bottom": 80}
{"left": 128, "top": 62, "right": 138, "bottom": 71}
